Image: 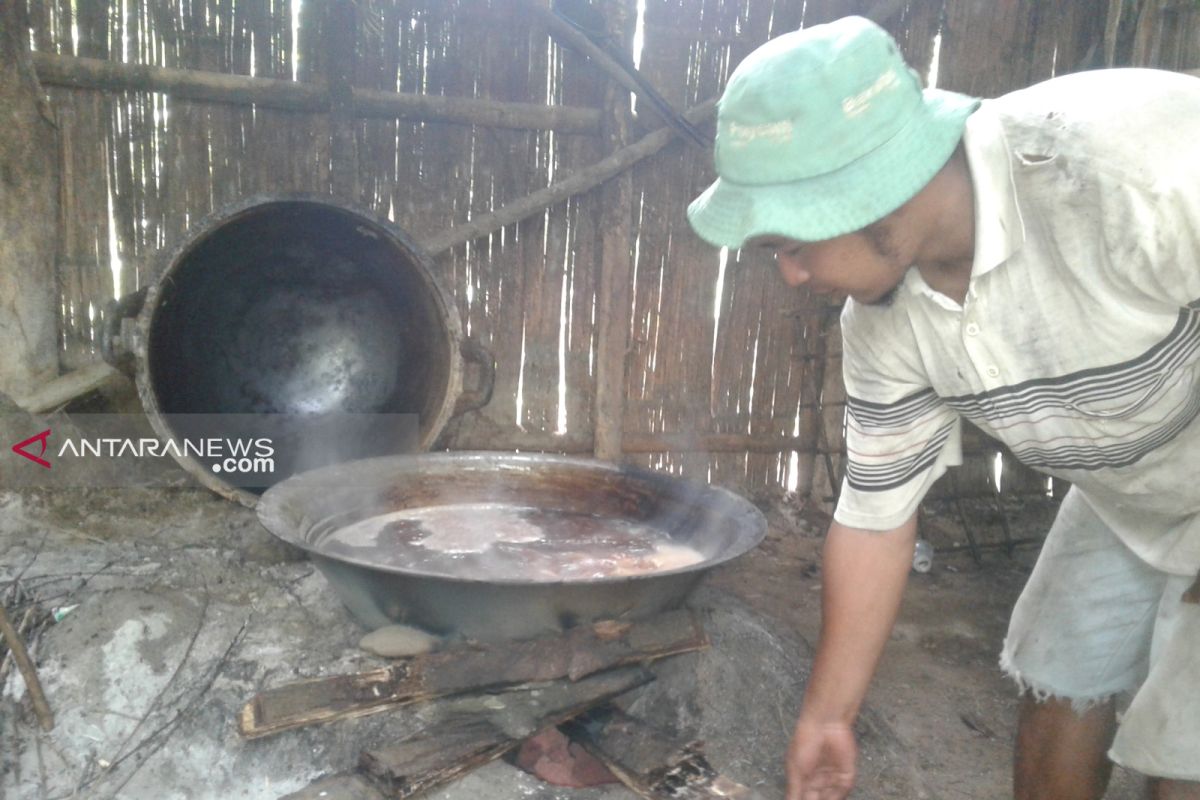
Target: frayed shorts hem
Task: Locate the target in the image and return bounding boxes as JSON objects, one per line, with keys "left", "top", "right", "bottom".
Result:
{"left": 999, "top": 645, "right": 1126, "bottom": 715}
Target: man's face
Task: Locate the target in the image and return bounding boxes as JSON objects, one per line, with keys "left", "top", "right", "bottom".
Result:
{"left": 753, "top": 221, "right": 912, "bottom": 306}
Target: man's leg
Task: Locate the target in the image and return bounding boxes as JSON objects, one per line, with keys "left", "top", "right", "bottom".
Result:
{"left": 1003, "top": 490, "right": 1166, "bottom": 799}
{"left": 1014, "top": 694, "right": 1116, "bottom": 800}
{"left": 1110, "top": 574, "right": 1200, "bottom": 798}
{"left": 1149, "top": 779, "right": 1200, "bottom": 799}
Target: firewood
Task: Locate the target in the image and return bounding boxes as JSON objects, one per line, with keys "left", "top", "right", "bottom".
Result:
{"left": 281, "top": 666, "right": 651, "bottom": 800}
{"left": 362, "top": 667, "right": 650, "bottom": 798}
{"left": 562, "top": 706, "right": 762, "bottom": 800}
{"left": 239, "top": 609, "right": 706, "bottom": 739}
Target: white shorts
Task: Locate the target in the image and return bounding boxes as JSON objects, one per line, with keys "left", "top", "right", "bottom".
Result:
{"left": 1000, "top": 488, "right": 1200, "bottom": 781}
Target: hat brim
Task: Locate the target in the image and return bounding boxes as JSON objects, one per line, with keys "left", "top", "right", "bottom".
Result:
{"left": 687, "top": 89, "right": 981, "bottom": 248}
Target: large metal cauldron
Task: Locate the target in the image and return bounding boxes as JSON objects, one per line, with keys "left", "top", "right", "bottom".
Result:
{"left": 257, "top": 452, "right": 767, "bottom": 641}
{"left": 104, "top": 196, "right": 493, "bottom": 506}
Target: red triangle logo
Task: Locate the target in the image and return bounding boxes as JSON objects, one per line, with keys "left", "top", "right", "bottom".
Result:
{"left": 12, "top": 429, "right": 52, "bottom": 469}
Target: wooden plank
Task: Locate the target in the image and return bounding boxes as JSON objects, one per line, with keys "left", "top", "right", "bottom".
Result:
{"left": 562, "top": 706, "right": 759, "bottom": 800}
{"left": 359, "top": 667, "right": 651, "bottom": 798}
{"left": 238, "top": 610, "right": 707, "bottom": 739}
{"left": 360, "top": 717, "right": 514, "bottom": 798}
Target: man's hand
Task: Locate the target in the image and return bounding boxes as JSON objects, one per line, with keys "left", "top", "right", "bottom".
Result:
{"left": 783, "top": 515, "right": 919, "bottom": 800}
{"left": 786, "top": 717, "right": 857, "bottom": 800}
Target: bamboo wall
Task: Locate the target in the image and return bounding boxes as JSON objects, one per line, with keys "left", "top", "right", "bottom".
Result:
{"left": 20, "top": 0, "right": 1200, "bottom": 512}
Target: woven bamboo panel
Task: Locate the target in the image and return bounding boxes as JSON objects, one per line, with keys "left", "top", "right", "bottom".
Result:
{"left": 27, "top": 0, "right": 1187, "bottom": 508}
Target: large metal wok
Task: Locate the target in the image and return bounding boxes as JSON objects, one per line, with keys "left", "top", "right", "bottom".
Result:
{"left": 257, "top": 452, "right": 767, "bottom": 641}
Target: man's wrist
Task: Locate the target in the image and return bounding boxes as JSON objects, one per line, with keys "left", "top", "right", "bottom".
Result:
{"left": 797, "top": 697, "right": 859, "bottom": 727}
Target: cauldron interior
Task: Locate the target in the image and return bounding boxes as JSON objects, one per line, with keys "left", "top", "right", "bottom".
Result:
{"left": 148, "top": 201, "right": 452, "bottom": 429}
{"left": 138, "top": 200, "right": 461, "bottom": 501}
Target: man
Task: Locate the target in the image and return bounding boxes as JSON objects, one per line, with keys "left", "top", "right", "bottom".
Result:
{"left": 686, "top": 15, "right": 1200, "bottom": 800}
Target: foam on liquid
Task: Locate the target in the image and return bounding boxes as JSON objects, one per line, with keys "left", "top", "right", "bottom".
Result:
{"left": 320, "top": 503, "right": 705, "bottom": 582}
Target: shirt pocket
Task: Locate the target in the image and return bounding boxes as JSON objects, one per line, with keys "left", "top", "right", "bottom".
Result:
{"left": 1065, "top": 374, "right": 1172, "bottom": 420}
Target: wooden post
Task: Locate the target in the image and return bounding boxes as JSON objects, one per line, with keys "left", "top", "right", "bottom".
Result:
{"left": 0, "top": 1, "right": 60, "bottom": 398}
{"left": 593, "top": 0, "right": 637, "bottom": 462}
{"left": 326, "top": 0, "right": 359, "bottom": 201}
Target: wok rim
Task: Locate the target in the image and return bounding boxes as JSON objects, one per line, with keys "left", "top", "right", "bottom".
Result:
{"left": 256, "top": 451, "right": 767, "bottom": 587}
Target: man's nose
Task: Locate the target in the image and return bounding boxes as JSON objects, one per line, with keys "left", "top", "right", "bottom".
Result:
{"left": 775, "top": 253, "right": 811, "bottom": 288}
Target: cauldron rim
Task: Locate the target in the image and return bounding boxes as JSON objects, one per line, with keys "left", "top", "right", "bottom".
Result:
{"left": 256, "top": 451, "right": 769, "bottom": 587}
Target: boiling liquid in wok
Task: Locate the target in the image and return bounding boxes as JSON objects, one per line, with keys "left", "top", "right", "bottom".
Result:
{"left": 320, "top": 503, "right": 705, "bottom": 582}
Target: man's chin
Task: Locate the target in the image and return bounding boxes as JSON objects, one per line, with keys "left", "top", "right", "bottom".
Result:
{"left": 856, "top": 284, "right": 900, "bottom": 308}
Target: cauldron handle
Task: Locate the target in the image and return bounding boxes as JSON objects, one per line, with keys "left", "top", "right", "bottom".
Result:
{"left": 100, "top": 287, "right": 149, "bottom": 377}
{"left": 454, "top": 338, "right": 496, "bottom": 415}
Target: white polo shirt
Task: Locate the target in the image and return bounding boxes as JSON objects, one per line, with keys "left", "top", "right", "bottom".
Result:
{"left": 833, "top": 68, "right": 1200, "bottom": 575}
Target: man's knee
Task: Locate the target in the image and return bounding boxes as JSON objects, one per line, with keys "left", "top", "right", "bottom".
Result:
{"left": 1014, "top": 694, "right": 1117, "bottom": 800}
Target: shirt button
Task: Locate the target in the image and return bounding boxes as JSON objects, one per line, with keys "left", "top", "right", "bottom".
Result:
{"left": 986, "top": 366, "right": 1000, "bottom": 378}
{"left": 965, "top": 322, "right": 980, "bottom": 336}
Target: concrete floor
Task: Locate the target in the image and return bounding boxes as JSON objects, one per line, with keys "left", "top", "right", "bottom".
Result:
{"left": 0, "top": 485, "right": 827, "bottom": 800}
{"left": 0, "top": 478, "right": 1148, "bottom": 800}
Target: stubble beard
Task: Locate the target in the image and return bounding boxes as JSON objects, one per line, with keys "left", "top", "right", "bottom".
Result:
{"left": 860, "top": 219, "right": 907, "bottom": 308}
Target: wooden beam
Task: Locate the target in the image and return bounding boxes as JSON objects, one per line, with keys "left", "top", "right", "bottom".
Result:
{"left": 0, "top": 3, "right": 59, "bottom": 398}
{"left": 421, "top": 97, "right": 717, "bottom": 255}
{"left": 349, "top": 85, "right": 597, "bottom": 132}
{"left": 532, "top": 4, "right": 708, "bottom": 147}
{"left": 13, "top": 361, "right": 121, "bottom": 414}
{"left": 30, "top": 52, "right": 602, "bottom": 134}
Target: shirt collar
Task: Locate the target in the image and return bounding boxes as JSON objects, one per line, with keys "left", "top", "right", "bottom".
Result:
{"left": 962, "top": 101, "right": 1026, "bottom": 278}
{"left": 902, "top": 101, "right": 1027, "bottom": 308}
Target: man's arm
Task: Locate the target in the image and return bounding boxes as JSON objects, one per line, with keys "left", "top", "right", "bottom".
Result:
{"left": 786, "top": 513, "right": 918, "bottom": 800}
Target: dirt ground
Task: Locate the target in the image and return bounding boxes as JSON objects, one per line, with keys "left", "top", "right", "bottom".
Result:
{"left": 707, "top": 490, "right": 1147, "bottom": 800}
{"left": 0, "top": 476, "right": 1149, "bottom": 799}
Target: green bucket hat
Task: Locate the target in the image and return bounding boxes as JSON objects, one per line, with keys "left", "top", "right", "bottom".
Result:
{"left": 687, "top": 16, "right": 980, "bottom": 249}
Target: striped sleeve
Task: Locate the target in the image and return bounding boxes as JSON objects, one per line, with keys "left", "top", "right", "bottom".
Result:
{"left": 833, "top": 301, "right": 963, "bottom": 531}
